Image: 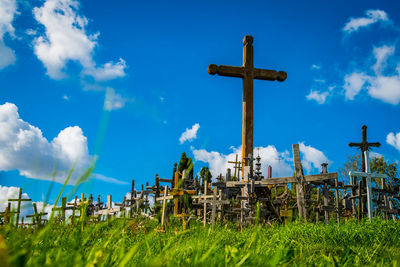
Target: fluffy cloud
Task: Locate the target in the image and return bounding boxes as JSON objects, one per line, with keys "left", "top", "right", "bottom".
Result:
{"left": 0, "top": 102, "right": 91, "bottom": 183}
{"left": 343, "top": 9, "right": 389, "bottom": 34}
{"left": 33, "top": 0, "right": 126, "bottom": 80}
{"left": 103, "top": 87, "right": 132, "bottom": 111}
{"left": 298, "top": 143, "right": 330, "bottom": 173}
{"left": 192, "top": 143, "right": 330, "bottom": 179}
{"left": 387, "top": 132, "right": 400, "bottom": 152}
{"left": 0, "top": 0, "right": 17, "bottom": 69}
{"left": 179, "top": 123, "right": 200, "bottom": 144}
{"left": 343, "top": 72, "right": 368, "bottom": 100}
{"left": 343, "top": 45, "right": 400, "bottom": 105}
{"left": 306, "top": 90, "right": 330, "bottom": 104}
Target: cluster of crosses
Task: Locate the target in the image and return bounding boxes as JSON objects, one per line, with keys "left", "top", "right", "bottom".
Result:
{"left": 1, "top": 36, "right": 399, "bottom": 230}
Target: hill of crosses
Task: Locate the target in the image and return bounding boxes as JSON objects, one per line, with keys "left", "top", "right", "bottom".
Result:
{"left": 1, "top": 36, "right": 399, "bottom": 231}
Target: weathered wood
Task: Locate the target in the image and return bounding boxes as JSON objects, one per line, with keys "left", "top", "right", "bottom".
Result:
{"left": 208, "top": 35, "right": 287, "bottom": 176}
{"left": 8, "top": 188, "right": 32, "bottom": 226}
{"left": 293, "top": 144, "right": 307, "bottom": 221}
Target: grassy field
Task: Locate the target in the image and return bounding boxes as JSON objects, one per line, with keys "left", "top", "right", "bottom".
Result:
{"left": 1, "top": 218, "right": 400, "bottom": 267}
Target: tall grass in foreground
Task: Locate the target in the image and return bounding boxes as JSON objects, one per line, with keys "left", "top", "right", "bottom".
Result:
{"left": 1, "top": 218, "right": 400, "bottom": 266}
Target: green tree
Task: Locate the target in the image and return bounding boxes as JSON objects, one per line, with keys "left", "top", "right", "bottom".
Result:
{"left": 177, "top": 152, "right": 194, "bottom": 180}
{"left": 338, "top": 153, "right": 362, "bottom": 183}
{"left": 199, "top": 166, "right": 212, "bottom": 186}
{"left": 370, "top": 156, "right": 399, "bottom": 188}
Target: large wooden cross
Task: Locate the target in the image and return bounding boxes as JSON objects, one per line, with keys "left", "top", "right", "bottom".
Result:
{"left": 208, "top": 35, "right": 287, "bottom": 175}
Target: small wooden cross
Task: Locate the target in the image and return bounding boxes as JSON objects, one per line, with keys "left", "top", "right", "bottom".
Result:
{"left": 169, "top": 170, "right": 196, "bottom": 215}
{"left": 156, "top": 185, "right": 171, "bottom": 231}
{"left": 27, "top": 202, "right": 48, "bottom": 226}
{"left": 98, "top": 195, "right": 121, "bottom": 224}
{"left": 208, "top": 35, "right": 287, "bottom": 175}
{"left": 200, "top": 187, "right": 229, "bottom": 226}
{"left": 8, "top": 188, "right": 32, "bottom": 226}
{"left": 228, "top": 154, "right": 242, "bottom": 180}
{"left": 51, "top": 197, "right": 67, "bottom": 222}
{"left": 349, "top": 151, "right": 387, "bottom": 221}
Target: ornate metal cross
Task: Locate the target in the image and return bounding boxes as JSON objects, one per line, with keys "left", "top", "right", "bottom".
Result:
{"left": 349, "top": 151, "right": 387, "bottom": 221}
{"left": 208, "top": 35, "right": 287, "bottom": 176}
{"left": 349, "top": 125, "right": 381, "bottom": 172}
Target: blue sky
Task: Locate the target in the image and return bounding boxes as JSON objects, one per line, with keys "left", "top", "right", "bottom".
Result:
{"left": 1, "top": 0, "right": 400, "bottom": 205}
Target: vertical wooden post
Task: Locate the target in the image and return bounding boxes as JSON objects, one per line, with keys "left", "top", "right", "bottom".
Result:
{"left": 293, "top": 144, "right": 307, "bottom": 221}
{"left": 203, "top": 180, "right": 207, "bottom": 227}
{"left": 242, "top": 36, "right": 254, "bottom": 174}
{"left": 160, "top": 185, "right": 168, "bottom": 231}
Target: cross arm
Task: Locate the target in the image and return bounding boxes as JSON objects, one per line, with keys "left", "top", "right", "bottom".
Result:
{"left": 8, "top": 198, "right": 31, "bottom": 201}
{"left": 348, "top": 142, "right": 362, "bottom": 147}
{"left": 304, "top": 172, "right": 337, "bottom": 182}
{"left": 254, "top": 68, "right": 287, "bottom": 82}
{"left": 208, "top": 64, "right": 244, "bottom": 78}
{"left": 367, "top": 142, "right": 381, "bottom": 148}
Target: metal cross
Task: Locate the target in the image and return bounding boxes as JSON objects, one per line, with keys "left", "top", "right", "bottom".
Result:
{"left": 349, "top": 151, "right": 387, "bottom": 221}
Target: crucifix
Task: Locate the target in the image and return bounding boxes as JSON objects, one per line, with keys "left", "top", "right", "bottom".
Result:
{"left": 208, "top": 35, "right": 287, "bottom": 176}
{"left": 349, "top": 151, "right": 387, "bottom": 221}
{"left": 8, "top": 188, "right": 32, "bottom": 226}
{"left": 98, "top": 195, "right": 121, "bottom": 224}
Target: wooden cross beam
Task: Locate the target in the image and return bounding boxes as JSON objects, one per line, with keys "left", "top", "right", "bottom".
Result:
{"left": 156, "top": 185, "right": 171, "bottom": 231}
{"left": 228, "top": 154, "right": 242, "bottom": 180}
{"left": 208, "top": 35, "right": 287, "bottom": 176}
{"left": 169, "top": 170, "right": 196, "bottom": 215}
{"left": 51, "top": 197, "right": 67, "bottom": 222}
{"left": 350, "top": 151, "right": 387, "bottom": 221}
{"left": 200, "top": 186, "right": 230, "bottom": 226}
{"left": 27, "top": 202, "right": 48, "bottom": 227}
{"left": 98, "top": 195, "right": 121, "bottom": 224}
{"left": 0, "top": 203, "right": 16, "bottom": 226}
{"left": 8, "top": 188, "right": 32, "bottom": 226}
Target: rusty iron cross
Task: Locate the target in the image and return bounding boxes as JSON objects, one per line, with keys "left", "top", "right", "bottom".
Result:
{"left": 208, "top": 35, "right": 287, "bottom": 177}
{"left": 349, "top": 125, "right": 381, "bottom": 172}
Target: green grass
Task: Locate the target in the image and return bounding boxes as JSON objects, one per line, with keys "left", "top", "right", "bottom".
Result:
{"left": 1, "top": 218, "right": 400, "bottom": 266}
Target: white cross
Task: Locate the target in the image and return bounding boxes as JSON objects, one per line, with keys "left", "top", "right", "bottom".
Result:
{"left": 349, "top": 151, "right": 387, "bottom": 221}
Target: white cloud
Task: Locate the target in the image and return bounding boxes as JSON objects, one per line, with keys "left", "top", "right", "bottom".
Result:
{"left": 343, "top": 45, "right": 400, "bottom": 105}
{"left": 343, "top": 72, "right": 368, "bottom": 100}
{"left": 179, "top": 123, "right": 200, "bottom": 144}
{"left": 92, "top": 173, "right": 128, "bottom": 185}
{"left": 343, "top": 9, "right": 389, "bottom": 34}
{"left": 192, "top": 143, "right": 329, "bottom": 179}
{"left": 370, "top": 151, "right": 383, "bottom": 159}
{"left": 298, "top": 143, "right": 330, "bottom": 173}
{"left": 104, "top": 87, "right": 131, "bottom": 111}
{"left": 373, "top": 45, "right": 395, "bottom": 74}
{"left": 33, "top": 0, "right": 126, "bottom": 80}
{"left": 63, "top": 95, "right": 70, "bottom": 101}
{"left": 84, "top": 58, "right": 127, "bottom": 82}
{"left": 0, "top": 102, "right": 91, "bottom": 183}
{"left": 0, "top": 0, "right": 17, "bottom": 69}
{"left": 387, "top": 132, "right": 400, "bottom": 152}
{"left": 311, "top": 64, "right": 321, "bottom": 70}
{"left": 306, "top": 90, "right": 330, "bottom": 104}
